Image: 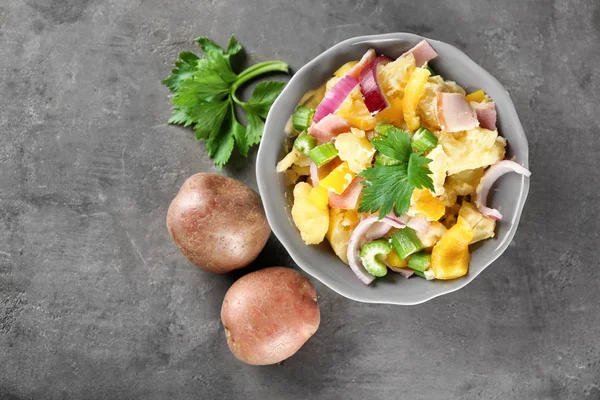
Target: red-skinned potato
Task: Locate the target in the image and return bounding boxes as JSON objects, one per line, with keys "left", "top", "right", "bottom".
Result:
{"left": 221, "top": 267, "right": 320, "bottom": 365}
{"left": 167, "top": 173, "right": 270, "bottom": 273}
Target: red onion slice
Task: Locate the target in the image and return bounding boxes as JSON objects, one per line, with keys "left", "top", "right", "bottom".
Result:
{"left": 346, "top": 215, "right": 408, "bottom": 284}
{"left": 359, "top": 56, "right": 392, "bottom": 115}
{"left": 475, "top": 160, "right": 532, "bottom": 220}
{"left": 365, "top": 221, "right": 391, "bottom": 241}
{"left": 386, "top": 265, "right": 414, "bottom": 278}
{"left": 313, "top": 75, "right": 359, "bottom": 123}
{"left": 347, "top": 215, "right": 379, "bottom": 285}
{"left": 406, "top": 216, "right": 430, "bottom": 233}
{"left": 384, "top": 213, "right": 408, "bottom": 229}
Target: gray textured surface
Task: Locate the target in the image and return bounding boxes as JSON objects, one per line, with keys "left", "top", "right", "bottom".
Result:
{"left": 0, "top": 0, "right": 599, "bottom": 399}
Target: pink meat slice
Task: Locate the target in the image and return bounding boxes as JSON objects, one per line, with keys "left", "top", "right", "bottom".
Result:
{"left": 345, "top": 49, "right": 376, "bottom": 79}
{"left": 328, "top": 177, "right": 363, "bottom": 209}
{"left": 471, "top": 101, "right": 497, "bottom": 131}
{"left": 436, "top": 92, "right": 479, "bottom": 132}
{"left": 401, "top": 40, "right": 438, "bottom": 67}
{"left": 307, "top": 114, "right": 352, "bottom": 144}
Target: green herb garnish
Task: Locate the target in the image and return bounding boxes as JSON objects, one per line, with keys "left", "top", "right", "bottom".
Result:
{"left": 358, "top": 127, "right": 435, "bottom": 219}
{"left": 162, "top": 36, "right": 289, "bottom": 168}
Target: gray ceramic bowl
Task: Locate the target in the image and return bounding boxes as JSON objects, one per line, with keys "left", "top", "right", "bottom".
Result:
{"left": 256, "top": 33, "right": 530, "bottom": 305}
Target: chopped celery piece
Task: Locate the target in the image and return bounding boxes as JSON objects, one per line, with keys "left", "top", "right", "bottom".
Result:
{"left": 292, "top": 106, "right": 315, "bottom": 132}
{"left": 359, "top": 239, "right": 392, "bottom": 277}
{"left": 411, "top": 127, "right": 438, "bottom": 153}
{"left": 375, "top": 152, "right": 402, "bottom": 166}
{"left": 407, "top": 252, "right": 431, "bottom": 272}
{"left": 413, "top": 270, "right": 435, "bottom": 280}
{"left": 294, "top": 132, "right": 317, "bottom": 156}
{"left": 309, "top": 142, "right": 338, "bottom": 167}
{"left": 374, "top": 123, "right": 396, "bottom": 138}
{"left": 391, "top": 227, "right": 424, "bottom": 260}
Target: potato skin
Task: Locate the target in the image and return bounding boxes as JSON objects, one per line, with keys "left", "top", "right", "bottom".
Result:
{"left": 167, "top": 173, "right": 270, "bottom": 273}
{"left": 221, "top": 267, "right": 320, "bottom": 365}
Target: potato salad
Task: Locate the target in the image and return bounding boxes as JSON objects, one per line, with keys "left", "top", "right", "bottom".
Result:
{"left": 277, "top": 40, "right": 531, "bottom": 285}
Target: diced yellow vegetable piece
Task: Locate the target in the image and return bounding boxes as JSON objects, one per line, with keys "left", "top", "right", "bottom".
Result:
{"left": 292, "top": 182, "right": 329, "bottom": 245}
{"left": 416, "top": 221, "right": 447, "bottom": 248}
{"left": 385, "top": 248, "right": 408, "bottom": 268}
{"left": 376, "top": 95, "right": 404, "bottom": 123}
{"left": 292, "top": 198, "right": 329, "bottom": 245}
{"left": 293, "top": 182, "right": 313, "bottom": 199}
{"left": 465, "top": 90, "right": 486, "bottom": 103}
{"left": 319, "top": 161, "right": 355, "bottom": 194}
{"left": 334, "top": 131, "right": 376, "bottom": 174}
{"left": 408, "top": 189, "right": 446, "bottom": 221}
{"left": 378, "top": 53, "right": 416, "bottom": 98}
{"left": 426, "top": 145, "right": 449, "bottom": 196}
{"left": 336, "top": 87, "right": 378, "bottom": 131}
{"left": 416, "top": 76, "right": 445, "bottom": 130}
{"left": 326, "top": 208, "right": 360, "bottom": 264}
{"left": 276, "top": 149, "right": 300, "bottom": 172}
{"left": 459, "top": 202, "right": 496, "bottom": 244}
{"left": 445, "top": 168, "right": 484, "bottom": 197}
{"left": 309, "top": 186, "right": 329, "bottom": 210}
{"left": 402, "top": 67, "right": 431, "bottom": 131}
{"left": 440, "top": 128, "right": 506, "bottom": 175}
{"left": 334, "top": 61, "right": 359, "bottom": 77}
{"left": 431, "top": 216, "right": 474, "bottom": 280}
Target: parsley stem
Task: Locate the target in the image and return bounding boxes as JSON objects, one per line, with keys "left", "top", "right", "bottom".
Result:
{"left": 231, "top": 60, "right": 289, "bottom": 106}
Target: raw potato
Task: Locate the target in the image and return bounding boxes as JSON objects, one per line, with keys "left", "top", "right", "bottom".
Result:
{"left": 167, "top": 173, "right": 270, "bottom": 273}
{"left": 221, "top": 267, "right": 320, "bottom": 365}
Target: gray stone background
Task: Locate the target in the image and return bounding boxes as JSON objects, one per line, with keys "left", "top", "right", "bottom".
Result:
{"left": 1, "top": 0, "right": 599, "bottom": 399}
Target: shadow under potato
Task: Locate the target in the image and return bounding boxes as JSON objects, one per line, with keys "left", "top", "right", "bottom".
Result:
{"left": 226, "top": 234, "right": 296, "bottom": 284}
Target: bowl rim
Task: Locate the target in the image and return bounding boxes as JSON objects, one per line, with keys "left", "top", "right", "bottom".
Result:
{"left": 256, "top": 32, "right": 530, "bottom": 305}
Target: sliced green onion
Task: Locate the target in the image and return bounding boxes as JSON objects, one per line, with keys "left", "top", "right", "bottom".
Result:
{"left": 292, "top": 106, "right": 315, "bottom": 132}
{"left": 374, "top": 123, "right": 396, "bottom": 137}
{"left": 407, "top": 252, "right": 431, "bottom": 272}
{"left": 294, "top": 132, "right": 317, "bottom": 156}
{"left": 359, "top": 239, "right": 392, "bottom": 277}
{"left": 309, "top": 142, "right": 338, "bottom": 167}
{"left": 411, "top": 126, "right": 438, "bottom": 153}
{"left": 423, "top": 63, "right": 437, "bottom": 76}
{"left": 391, "top": 227, "right": 424, "bottom": 260}
{"left": 375, "top": 152, "right": 402, "bottom": 166}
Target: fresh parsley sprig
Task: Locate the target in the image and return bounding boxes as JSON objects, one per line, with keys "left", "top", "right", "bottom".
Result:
{"left": 162, "top": 36, "right": 289, "bottom": 167}
{"left": 358, "top": 126, "right": 435, "bottom": 219}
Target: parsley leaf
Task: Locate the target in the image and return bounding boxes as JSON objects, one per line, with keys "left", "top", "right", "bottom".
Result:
{"left": 162, "top": 52, "right": 200, "bottom": 93}
{"left": 243, "top": 81, "right": 286, "bottom": 119}
{"left": 408, "top": 152, "right": 435, "bottom": 191}
{"left": 371, "top": 128, "right": 412, "bottom": 162}
{"left": 162, "top": 36, "right": 289, "bottom": 168}
{"left": 245, "top": 112, "right": 265, "bottom": 147}
{"left": 358, "top": 127, "right": 435, "bottom": 219}
{"left": 359, "top": 165, "right": 414, "bottom": 218}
